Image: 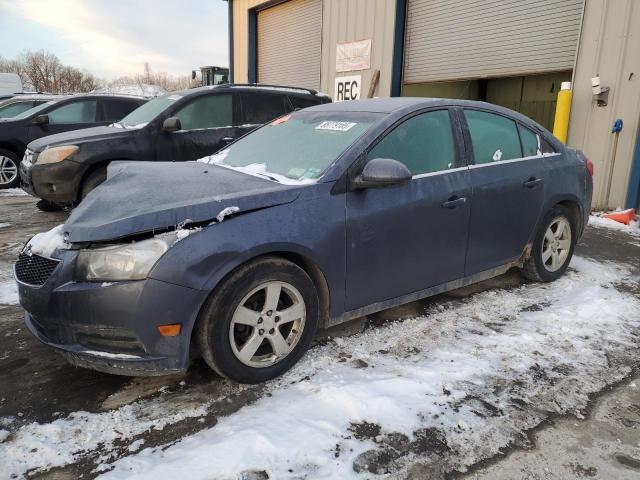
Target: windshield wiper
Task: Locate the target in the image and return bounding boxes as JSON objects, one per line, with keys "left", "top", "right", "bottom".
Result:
{"left": 252, "top": 171, "right": 280, "bottom": 183}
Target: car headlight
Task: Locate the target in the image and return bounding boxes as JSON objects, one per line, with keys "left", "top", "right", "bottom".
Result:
{"left": 75, "top": 234, "right": 177, "bottom": 281}
{"left": 37, "top": 145, "right": 79, "bottom": 165}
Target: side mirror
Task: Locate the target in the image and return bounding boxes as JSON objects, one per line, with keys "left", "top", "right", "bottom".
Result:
{"left": 162, "top": 117, "right": 181, "bottom": 132}
{"left": 33, "top": 114, "right": 49, "bottom": 126}
{"left": 352, "top": 158, "right": 412, "bottom": 190}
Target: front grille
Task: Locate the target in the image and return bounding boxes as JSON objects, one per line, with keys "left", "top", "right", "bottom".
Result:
{"left": 15, "top": 252, "right": 60, "bottom": 286}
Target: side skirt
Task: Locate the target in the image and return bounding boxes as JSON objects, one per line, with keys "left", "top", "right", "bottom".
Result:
{"left": 330, "top": 259, "right": 524, "bottom": 327}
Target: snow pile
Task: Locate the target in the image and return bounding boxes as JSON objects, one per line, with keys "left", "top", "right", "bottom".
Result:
{"left": 0, "top": 188, "right": 28, "bottom": 197}
{"left": 25, "top": 224, "right": 66, "bottom": 257}
{"left": 0, "top": 281, "right": 18, "bottom": 305}
{"left": 0, "top": 223, "right": 11, "bottom": 228}
{"left": 589, "top": 214, "right": 640, "bottom": 237}
{"left": 0, "top": 391, "right": 215, "bottom": 478}
{"left": 97, "top": 256, "right": 640, "bottom": 479}
{"left": 92, "top": 84, "right": 167, "bottom": 98}
{"left": 197, "top": 152, "right": 316, "bottom": 186}
{"left": 215, "top": 206, "right": 239, "bottom": 223}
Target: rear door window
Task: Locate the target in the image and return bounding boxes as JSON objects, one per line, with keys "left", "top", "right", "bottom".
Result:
{"left": 48, "top": 100, "right": 98, "bottom": 124}
{"left": 367, "top": 109, "right": 456, "bottom": 175}
{"left": 103, "top": 99, "right": 141, "bottom": 122}
{"left": 174, "top": 94, "right": 233, "bottom": 130}
{"left": 464, "top": 110, "right": 522, "bottom": 164}
{"left": 240, "top": 94, "right": 289, "bottom": 125}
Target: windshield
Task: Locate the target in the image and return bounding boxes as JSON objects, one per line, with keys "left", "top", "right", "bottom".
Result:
{"left": 201, "top": 110, "right": 382, "bottom": 183}
{"left": 117, "top": 93, "right": 183, "bottom": 128}
{"left": 0, "top": 101, "right": 37, "bottom": 118}
{"left": 11, "top": 101, "right": 55, "bottom": 120}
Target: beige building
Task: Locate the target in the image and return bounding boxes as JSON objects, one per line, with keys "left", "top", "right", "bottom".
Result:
{"left": 225, "top": 0, "right": 640, "bottom": 210}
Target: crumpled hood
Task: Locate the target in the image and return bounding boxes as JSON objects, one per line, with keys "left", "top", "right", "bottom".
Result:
{"left": 65, "top": 161, "right": 303, "bottom": 242}
{"left": 28, "top": 125, "right": 133, "bottom": 152}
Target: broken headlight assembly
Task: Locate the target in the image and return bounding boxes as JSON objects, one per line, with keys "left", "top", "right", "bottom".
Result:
{"left": 75, "top": 234, "right": 177, "bottom": 281}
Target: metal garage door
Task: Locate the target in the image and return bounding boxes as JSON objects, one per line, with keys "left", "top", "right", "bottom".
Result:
{"left": 257, "top": 0, "right": 322, "bottom": 90}
{"left": 403, "top": 0, "right": 584, "bottom": 84}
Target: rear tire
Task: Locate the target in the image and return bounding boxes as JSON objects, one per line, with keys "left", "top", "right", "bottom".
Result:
{"left": 520, "top": 205, "right": 576, "bottom": 282}
{"left": 80, "top": 167, "right": 107, "bottom": 200}
{"left": 195, "top": 257, "right": 319, "bottom": 384}
{"left": 0, "top": 149, "right": 20, "bottom": 189}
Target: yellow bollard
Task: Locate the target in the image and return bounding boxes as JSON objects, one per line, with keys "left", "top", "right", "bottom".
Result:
{"left": 553, "top": 81, "right": 572, "bottom": 144}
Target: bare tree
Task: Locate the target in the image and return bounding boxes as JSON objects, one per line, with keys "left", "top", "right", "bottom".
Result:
{"left": 1, "top": 50, "right": 99, "bottom": 93}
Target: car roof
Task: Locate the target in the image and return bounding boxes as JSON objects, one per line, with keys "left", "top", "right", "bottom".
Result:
{"left": 306, "top": 97, "right": 547, "bottom": 127}
{"left": 0, "top": 94, "right": 63, "bottom": 103}
{"left": 167, "top": 84, "right": 330, "bottom": 99}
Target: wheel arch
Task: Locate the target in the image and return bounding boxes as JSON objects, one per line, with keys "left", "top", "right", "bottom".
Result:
{"left": 76, "top": 159, "right": 129, "bottom": 202}
{"left": 188, "top": 249, "right": 332, "bottom": 358}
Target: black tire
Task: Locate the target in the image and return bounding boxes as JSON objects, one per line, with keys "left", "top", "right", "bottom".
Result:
{"left": 36, "top": 199, "right": 62, "bottom": 212}
{"left": 80, "top": 167, "right": 107, "bottom": 200}
{"left": 0, "top": 149, "right": 20, "bottom": 189}
{"left": 520, "top": 205, "right": 576, "bottom": 282}
{"left": 195, "top": 256, "right": 319, "bottom": 384}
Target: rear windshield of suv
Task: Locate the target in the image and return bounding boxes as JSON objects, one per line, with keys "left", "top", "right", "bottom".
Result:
{"left": 203, "top": 110, "right": 382, "bottom": 183}
{"left": 117, "top": 94, "right": 182, "bottom": 128}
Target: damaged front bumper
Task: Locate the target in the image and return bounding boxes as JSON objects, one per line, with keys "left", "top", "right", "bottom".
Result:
{"left": 16, "top": 249, "right": 208, "bottom": 376}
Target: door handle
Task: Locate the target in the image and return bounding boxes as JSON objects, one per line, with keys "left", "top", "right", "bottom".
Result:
{"left": 441, "top": 195, "right": 467, "bottom": 209}
{"left": 523, "top": 177, "right": 542, "bottom": 189}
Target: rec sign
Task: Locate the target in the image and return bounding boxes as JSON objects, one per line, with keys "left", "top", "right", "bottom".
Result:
{"left": 334, "top": 75, "right": 361, "bottom": 102}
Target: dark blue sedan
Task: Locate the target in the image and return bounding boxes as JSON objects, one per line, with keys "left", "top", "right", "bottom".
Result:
{"left": 15, "top": 98, "right": 593, "bottom": 383}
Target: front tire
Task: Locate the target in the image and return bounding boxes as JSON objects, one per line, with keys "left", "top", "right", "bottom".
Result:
{"left": 80, "top": 167, "right": 107, "bottom": 200}
{"left": 196, "top": 257, "right": 319, "bottom": 384}
{"left": 521, "top": 205, "right": 576, "bottom": 282}
{"left": 0, "top": 149, "right": 20, "bottom": 189}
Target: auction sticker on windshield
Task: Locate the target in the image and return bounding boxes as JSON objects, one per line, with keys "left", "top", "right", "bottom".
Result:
{"left": 315, "top": 121, "right": 357, "bottom": 132}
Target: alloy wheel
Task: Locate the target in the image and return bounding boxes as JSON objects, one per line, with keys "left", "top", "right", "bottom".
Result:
{"left": 229, "top": 280, "right": 306, "bottom": 368}
{"left": 541, "top": 217, "right": 572, "bottom": 272}
{"left": 0, "top": 156, "right": 18, "bottom": 186}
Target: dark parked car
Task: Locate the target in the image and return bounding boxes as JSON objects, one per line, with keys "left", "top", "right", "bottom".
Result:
{"left": 15, "top": 98, "right": 593, "bottom": 383}
{"left": 20, "top": 85, "right": 332, "bottom": 208}
{"left": 0, "top": 95, "right": 61, "bottom": 119}
{"left": 0, "top": 94, "right": 146, "bottom": 188}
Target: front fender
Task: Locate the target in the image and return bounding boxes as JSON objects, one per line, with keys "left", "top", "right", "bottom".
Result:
{"left": 149, "top": 184, "right": 347, "bottom": 319}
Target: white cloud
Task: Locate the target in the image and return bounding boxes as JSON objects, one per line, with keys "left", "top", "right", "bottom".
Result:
{"left": 0, "top": 0, "right": 228, "bottom": 79}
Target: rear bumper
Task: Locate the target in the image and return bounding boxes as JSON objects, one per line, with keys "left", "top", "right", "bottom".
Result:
{"left": 17, "top": 251, "right": 208, "bottom": 376}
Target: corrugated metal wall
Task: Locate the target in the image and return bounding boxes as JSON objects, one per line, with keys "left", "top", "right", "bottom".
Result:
{"left": 232, "top": 0, "right": 265, "bottom": 84}
{"left": 403, "top": 0, "right": 583, "bottom": 84}
{"left": 257, "top": 0, "right": 322, "bottom": 90}
{"left": 320, "top": 0, "right": 396, "bottom": 98}
{"left": 568, "top": 0, "right": 640, "bottom": 210}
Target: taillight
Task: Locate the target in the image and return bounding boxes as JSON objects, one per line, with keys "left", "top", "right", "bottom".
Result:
{"left": 585, "top": 158, "right": 594, "bottom": 177}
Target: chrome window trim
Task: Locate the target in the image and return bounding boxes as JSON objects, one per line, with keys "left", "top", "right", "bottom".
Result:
{"left": 468, "top": 152, "right": 561, "bottom": 169}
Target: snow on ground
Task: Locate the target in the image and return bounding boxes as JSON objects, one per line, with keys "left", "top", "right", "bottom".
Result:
{"left": 0, "top": 260, "right": 18, "bottom": 306}
{"left": 1, "top": 255, "right": 638, "bottom": 479}
{"left": 0, "top": 281, "right": 18, "bottom": 305}
{"left": 92, "top": 256, "right": 637, "bottom": 479}
{"left": 0, "top": 389, "right": 224, "bottom": 478}
{"left": 0, "top": 188, "right": 28, "bottom": 197}
{"left": 0, "top": 223, "right": 11, "bottom": 229}
{"left": 589, "top": 214, "right": 640, "bottom": 238}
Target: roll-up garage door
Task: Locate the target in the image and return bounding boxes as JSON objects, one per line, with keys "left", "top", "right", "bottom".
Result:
{"left": 257, "top": 0, "right": 322, "bottom": 90}
{"left": 403, "top": 0, "right": 584, "bottom": 84}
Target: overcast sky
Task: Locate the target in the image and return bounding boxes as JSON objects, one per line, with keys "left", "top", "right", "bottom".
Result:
{"left": 0, "top": 0, "right": 229, "bottom": 79}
